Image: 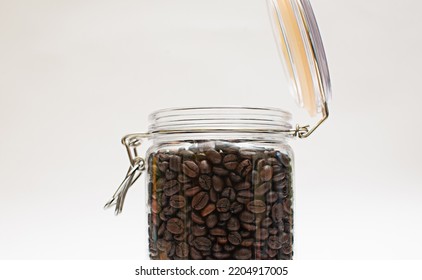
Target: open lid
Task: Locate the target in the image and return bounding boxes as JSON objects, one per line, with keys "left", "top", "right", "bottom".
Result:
{"left": 267, "top": 0, "right": 331, "bottom": 118}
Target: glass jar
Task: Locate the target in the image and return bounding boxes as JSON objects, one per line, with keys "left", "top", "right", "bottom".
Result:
{"left": 105, "top": 0, "right": 332, "bottom": 261}
{"left": 145, "top": 107, "right": 294, "bottom": 260}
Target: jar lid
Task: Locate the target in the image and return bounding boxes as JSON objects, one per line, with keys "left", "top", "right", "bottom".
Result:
{"left": 267, "top": 0, "right": 331, "bottom": 117}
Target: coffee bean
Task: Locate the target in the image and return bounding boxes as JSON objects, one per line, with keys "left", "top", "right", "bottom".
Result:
{"left": 201, "top": 204, "right": 216, "bottom": 217}
{"left": 206, "top": 214, "right": 218, "bottom": 228}
{"left": 255, "top": 228, "right": 269, "bottom": 240}
{"left": 234, "top": 182, "right": 251, "bottom": 191}
{"left": 178, "top": 174, "right": 191, "bottom": 184}
{"left": 190, "top": 247, "right": 202, "bottom": 260}
{"left": 182, "top": 161, "right": 199, "bottom": 178}
{"left": 193, "top": 237, "right": 212, "bottom": 251}
{"left": 209, "top": 188, "right": 218, "bottom": 203}
{"left": 268, "top": 236, "right": 283, "bottom": 250}
{"left": 191, "top": 212, "right": 204, "bottom": 225}
{"left": 163, "top": 180, "right": 181, "bottom": 196}
{"left": 158, "top": 161, "right": 169, "bottom": 173}
{"left": 255, "top": 182, "right": 271, "bottom": 196}
{"left": 216, "top": 198, "right": 231, "bottom": 213}
{"left": 227, "top": 217, "right": 240, "bottom": 231}
{"left": 239, "top": 149, "right": 256, "bottom": 159}
{"left": 266, "top": 192, "right": 279, "bottom": 204}
{"left": 199, "top": 160, "right": 212, "bottom": 174}
{"left": 241, "top": 238, "right": 254, "bottom": 247}
{"left": 281, "top": 243, "right": 293, "bottom": 254}
{"left": 260, "top": 165, "right": 273, "bottom": 182}
{"left": 228, "top": 232, "right": 242, "bottom": 245}
{"left": 230, "top": 202, "right": 243, "bottom": 214}
{"left": 237, "top": 159, "right": 252, "bottom": 177}
{"left": 192, "top": 225, "right": 207, "bottom": 237}
{"left": 213, "top": 252, "right": 230, "bottom": 259}
{"left": 209, "top": 228, "right": 227, "bottom": 236}
{"left": 170, "top": 195, "right": 186, "bottom": 209}
{"left": 213, "top": 167, "right": 229, "bottom": 176}
{"left": 157, "top": 239, "right": 172, "bottom": 253}
{"left": 238, "top": 190, "right": 254, "bottom": 199}
{"left": 212, "top": 176, "right": 224, "bottom": 192}
{"left": 199, "top": 175, "right": 212, "bottom": 190}
{"left": 206, "top": 149, "right": 222, "bottom": 164}
{"left": 271, "top": 203, "right": 284, "bottom": 223}
{"left": 192, "top": 192, "right": 209, "bottom": 210}
{"left": 176, "top": 242, "right": 189, "bottom": 258}
{"left": 184, "top": 185, "right": 201, "bottom": 197}
{"left": 261, "top": 217, "right": 273, "bottom": 227}
{"left": 234, "top": 248, "right": 252, "bottom": 260}
{"left": 169, "top": 155, "right": 182, "bottom": 172}
{"left": 221, "top": 187, "right": 236, "bottom": 201}
{"left": 219, "top": 211, "right": 232, "bottom": 222}
{"left": 239, "top": 211, "right": 255, "bottom": 224}
{"left": 229, "top": 172, "right": 242, "bottom": 183}
{"left": 273, "top": 172, "right": 286, "bottom": 182}
{"left": 223, "top": 154, "right": 238, "bottom": 170}
{"left": 247, "top": 200, "right": 267, "bottom": 214}
{"left": 166, "top": 218, "right": 184, "bottom": 235}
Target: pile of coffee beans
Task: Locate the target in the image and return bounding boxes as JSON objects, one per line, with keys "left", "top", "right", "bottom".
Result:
{"left": 147, "top": 142, "right": 293, "bottom": 260}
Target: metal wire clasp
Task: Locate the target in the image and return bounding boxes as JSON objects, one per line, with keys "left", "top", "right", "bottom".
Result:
{"left": 104, "top": 133, "right": 149, "bottom": 215}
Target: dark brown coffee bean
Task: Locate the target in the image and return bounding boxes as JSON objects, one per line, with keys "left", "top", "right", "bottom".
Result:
{"left": 230, "top": 201, "right": 243, "bottom": 214}
{"left": 283, "top": 199, "right": 293, "bottom": 214}
{"left": 237, "top": 159, "right": 252, "bottom": 176}
{"left": 158, "top": 161, "right": 169, "bottom": 173}
{"left": 282, "top": 243, "right": 293, "bottom": 254}
{"left": 229, "top": 172, "right": 242, "bottom": 183}
{"left": 266, "top": 192, "right": 279, "bottom": 204}
{"left": 163, "top": 180, "right": 180, "bottom": 196}
{"left": 178, "top": 174, "right": 191, "bottom": 184}
{"left": 193, "top": 237, "right": 212, "bottom": 251}
{"left": 241, "top": 223, "right": 257, "bottom": 231}
{"left": 212, "top": 175, "right": 224, "bottom": 192}
{"left": 166, "top": 218, "right": 184, "bottom": 235}
{"left": 234, "top": 248, "right": 252, "bottom": 260}
{"left": 169, "top": 155, "right": 182, "bottom": 172}
{"left": 273, "top": 172, "right": 286, "bottom": 182}
{"left": 216, "top": 198, "right": 231, "bottom": 212}
{"left": 192, "top": 192, "right": 209, "bottom": 210}
{"left": 162, "top": 205, "right": 177, "bottom": 216}
{"left": 157, "top": 239, "right": 172, "bottom": 253}
{"left": 255, "top": 228, "right": 269, "bottom": 240}
{"left": 255, "top": 182, "right": 271, "bottom": 196}
{"left": 223, "top": 154, "right": 238, "bottom": 170}
{"left": 247, "top": 200, "right": 267, "bottom": 214}
{"left": 170, "top": 195, "right": 186, "bottom": 209}
{"left": 209, "top": 228, "right": 227, "bottom": 236}
{"left": 176, "top": 242, "right": 189, "bottom": 258}
{"left": 239, "top": 211, "right": 255, "bottom": 223}
{"left": 268, "top": 236, "right": 283, "bottom": 250}
{"left": 199, "top": 160, "right": 212, "bottom": 174}
{"left": 213, "top": 167, "right": 229, "bottom": 176}
{"left": 224, "top": 243, "right": 235, "bottom": 252}
{"left": 228, "top": 232, "right": 242, "bottom": 245}
{"left": 234, "top": 182, "right": 251, "bottom": 191}
{"left": 166, "top": 170, "right": 177, "bottom": 181}
{"left": 238, "top": 190, "right": 254, "bottom": 199}
{"left": 184, "top": 185, "right": 201, "bottom": 197}
{"left": 212, "top": 243, "right": 223, "bottom": 252}
{"left": 209, "top": 188, "right": 218, "bottom": 203}
{"left": 190, "top": 247, "right": 202, "bottom": 260}
{"left": 217, "top": 236, "right": 228, "bottom": 245}
{"left": 241, "top": 238, "right": 254, "bottom": 247}
{"left": 219, "top": 211, "right": 232, "bottom": 222}
{"left": 213, "top": 252, "right": 230, "bottom": 259}
{"left": 206, "top": 214, "right": 218, "bottom": 228}
{"left": 182, "top": 161, "right": 199, "bottom": 178}
{"left": 221, "top": 187, "right": 236, "bottom": 201}
{"left": 239, "top": 149, "right": 256, "bottom": 159}
{"left": 260, "top": 165, "right": 273, "bottom": 182}
{"left": 227, "top": 217, "right": 240, "bottom": 231}
{"left": 192, "top": 225, "right": 207, "bottom": 236}
{"left": 261, "top": 217, "right": 273, "bottom": 227}
{"left": 206, "top": 149, "right": 222, "bottom": 164}
{"left": 174, "top": 232, "right": 188, "bottom": 241}
{"left": 271, "top": 203, "right": 284, "bottom": 223}
{"left": 201, "top": 204, "right": 215, "bottom": 217}
{"left": 198, "top": 175, "right": 212, "bottom": 190}
{"left": 191, "top": 212, "right": 205, "bottom": 225}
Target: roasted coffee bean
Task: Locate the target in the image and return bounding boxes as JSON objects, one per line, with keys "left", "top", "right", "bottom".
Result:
{"left": 266, "top": 192, "right": 279, "bottom": 204}
{"left": 223, "top": 154, "right": 238, "bottom": 170}
{"left": 212, "top": 243, "right": 223, "bottom": 252}
{"left": 213, "top": 167, "right": 229, "bottom": 176}
{"left": 212, "top": 176, "right": 224, "bottom": 192}
{"left": 247, "top": 200, "right": 267, "bottom": 214}
{"left": 230, "top": 202, "right": 243, "bottom": 214}
{"left": 228, "top": 232, "right": 242, "bottom": 245}
{"left": 182, "top": 161, "right": 199, "bottom": 178}
{"left": 209, "top": 188, "right": 218, "bottom": 203}
{"left": 237, "top": 159, "right": 252, "bottom": 177}
{"left": 190, "top": 247, "right": 202, "bottom": 260}
{"left": 163, "top": 180, "right": 181, "bottom": 196}
{"left": 234, "top": 248, "right": 252, "bottom": 260}
{"left": 170, "top": 195, "right": 186, "bottom": 209}
{"left": 169, "top": 155, "right": 182, "bottom": 172}
{"left": 261, "top": 217, "right": 273, "bottom": 228}
{"left": 283, "top": 199, "right": 293, "bottom": 214}
{"left": 184, "top": 185, "right": 201, "bottom": 197}
{"left": 224, "top": 243, "right": 235, "bottom": 252}
{"left": 157, "top": 239, "right": 172, "bottom": 254}
{"left": 234, "top": 182, "right": 251, "bottom": 191}
{"left": 199, "top": 160, "right": 212, "bottom": 174}
{"left": 281, "top": 243, "right": 293, "bottom": 254}
{"left": 271, "top": 203, "right": 284, "bottom": 223}
{"left": 255, "top": 182, "right": 271, "bottom": 196}
{"left": 229, "top": 172, "right": 242, "bottom": 183}
{"left": 213, "top": 252, "right": 231, "bottom": 259}
{"left": 219, "top": 211, "right": 232, "bottom": 222}
{"left": 177, "top": 174, "right": 191, "bottom": 184}
{"left": 158, "top": 161, "right": 169, "bottom": 173}
{"left": 193, "top": 237, "right": 212, "bottom": 251}
{"left": 216, "top": 198, "right": 231, "bottom": 212}
{"left": 239, "top": 149, "right": 256, "bottom": 159}
{"left": 209, "top": 228, "right": 227, "bottom": 236}
{"left": 217, "top": 236, "right": 228, "bottom": 244}
{"left": 192, "top": 225, "right": 207, "bottom": 237}
{"left": 268, "top": 236, "right": 283, "bottom": 250}
{"left": 201, "top": 204, "right": 216, "bottom": 217}
{"left": 273, "top": 172, "right": 286, "bottom": 182}
{"left": 192, "top": 192, "right": 209, "bottom": 210}
{"left": 239, "top": 211, "right": 255, "bottom": 224}
{"left": 166, "top": 218, "right": 184, "bottom": 235}
{"left": 241, "top": 238, "right": 254, "bottom": 247}
{"left": 191, "top": 212, "right": 205, "bottom": 225}
{"left": 165, "top": 169, "right": 177, "bottom": 180}
{"left": 238, "top": 190, "right": 254, "bottom": 199}
{"left": 176, "top": 242, "right": 189, "bottom": 258}
{"left": 206, "top": 149, "right": 222, "bottom": 164}
{"left": 260, "top": 165, "right": 273, "bottom": 182}
{"left": 255, "top": 228, "right": 269, "bottom": 240}
{"left": 221, "top": 187, "right": 236, "bottom": 201}
{"left": 206, "top": 214, "right": 218, "bottom": 228}
{"left": 241, "top": 223, "right": 257, "bottom": 231}
{"left": 227, "top": 217, "right": 240, "bottom": 231}
{"left": 199, "top": 175, "right": 212, "bottom": 190}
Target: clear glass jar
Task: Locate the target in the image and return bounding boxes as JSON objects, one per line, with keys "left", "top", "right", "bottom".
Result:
{"left": 145, "top": 107, "right": 294, "bottom": 260}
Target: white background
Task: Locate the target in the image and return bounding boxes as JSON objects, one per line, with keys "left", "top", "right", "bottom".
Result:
{"left": 0, "top": 0, "right": 421, "bottom": 259}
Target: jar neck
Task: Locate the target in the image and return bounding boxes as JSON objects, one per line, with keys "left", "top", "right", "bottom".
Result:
{"left": 148, "top": 107, "right": 292, "bottom": 143}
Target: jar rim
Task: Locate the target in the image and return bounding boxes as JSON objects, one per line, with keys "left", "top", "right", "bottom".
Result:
{"left": 148, "top": 106, "right": 292, "bottom": 134}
